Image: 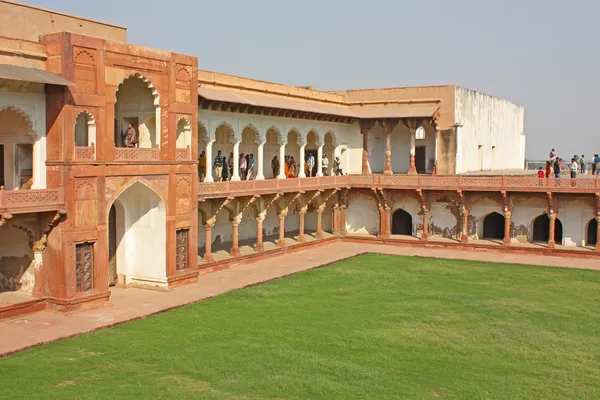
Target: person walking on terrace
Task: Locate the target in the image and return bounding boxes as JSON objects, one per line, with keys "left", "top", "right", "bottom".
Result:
{"left": 213, "top": 150, "right": 223, "bottom": 182}
{"left": 549, "top": 148, "right": 556, "bottom": 162}
{"left": 272, "top": 156, "right": 279, "bottom": 178}
{"left": 333, "top": 156, "right": 343, "bottom": 176}
{"left": 580, "top": 155, "right": 586, "bottom": 174}
{"left": 595, "top": 154, "right": 600, "bottom": 175}
{"left": 537, "top": 167, "right": 545, "bottom": 178}
{"left": 545, "top": 161, "right": 552, "bottom": 178}
{"left": 221, "top": 156, "right": 229, "bottom": 181}
{"left": 592, "top": 154, "right": 598, "bottom": 175}
{"left": 570, "top": 158, "right": 578, "bottom": 179}
{"left": 246, "top": 154, "right": 255, "bottom": 180}
{"left": 228, "top": 152, "right": 234, "bottom": 179}
{"left": 239, "top": 153, "right": 247, "bottom": 180}
{"left": 553, "top": 158, "right": 561, "bottom": 178}
{"left": 307, "top": 153, "right": 315, "bottom": 177}
{"left": 322, "top": 154, "right": 329, "bottom": 176}
{"left": 198, "top": 151, "right": 206, "bottom": 182}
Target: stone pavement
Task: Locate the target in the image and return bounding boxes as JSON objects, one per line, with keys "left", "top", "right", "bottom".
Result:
{"left": 1, "top": 242, "right": 599, "bottom": 356}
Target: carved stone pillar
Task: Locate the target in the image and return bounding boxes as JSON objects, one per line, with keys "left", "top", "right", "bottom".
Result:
{"left": 298, "top": 207, "right": 307, "bottom": 242}
{"left": 277, "top": 210, "right": 287, "bottom": 247}
{"left": 231, "top": 141, "right": 241, "bottom": 181}
{"left": 381, "top": 119, "right": 399, "bottom": 175}
{"left": 409, "top": 130, "right": 417, "bottom": 174}
{"left": 31, "top": 235, "right": 47, "bottom": 298}
{"left": 299, "top": 144, "right": 306, "bottom": 178}
{"left": 379, "top": 206, "right": 391, "bottom": 238}
{"left": 316, "top": 207, "right": 324, "bottom": 239}
{"left": 340, "top": 205, "right": 348, "bottom": 235}
{"left": 204, "top": 141, "right": 214, "bottom": 182}
{"left": 421, "top": 209, "right": 429, "bottom": 240}
{"left": 359, "top": 120, "right": 374, "bottom": 175}
{"left": 548, "top": 212, "right": 556, "bottom": 249}
{"left": 256, "top": 213, "right": 265, "bottom": 251}
{"left": 230, "top": 217, "right": 241, "bottom": 257}
{"left": 256, "top": 141, "right": 265, "bottom": 180}
{"left": 460, "top": 206, "right": 469, "bottom": 243}
{"left": 278, "top": 143, "right": 286, "bottom": 179}
{"left": 204, "top": 222, "right": 215, "bottom": 262}
{"left": 596, "top": 216, "right": 600, "bottom": 252}
{"left": 503, "top": 211, "right": 512, "bottom": 245}
{"left": 316, "top": 145, "right": 324, "bottom": 177}
{"left": 332, "top": 205, "right": 341, "bottom": 235}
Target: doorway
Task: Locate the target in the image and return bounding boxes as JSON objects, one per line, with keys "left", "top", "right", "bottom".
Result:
{"left": 587, "top": 219, "right": 597, "bottom": 246}
{"left": 482, "top": 212, "right": 505, "bottom": 239}
{"left": 392, "top": 209, "right": 412, "bottom": 235}
{"left": 415, "top": 146, "right": 426, "bottom": 173}
{"left": 532, "top": 214, "right": 563, "bottom": 243}
{"left": 108, "top": 205, "right": 117, "bottom": 286}
{"left": 305, "top": 149, "right": 318, "bottom": 177}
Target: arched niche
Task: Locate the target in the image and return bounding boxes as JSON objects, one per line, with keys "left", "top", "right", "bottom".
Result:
{"left": 482, "top": 212, "right": 505, "bottom": 239}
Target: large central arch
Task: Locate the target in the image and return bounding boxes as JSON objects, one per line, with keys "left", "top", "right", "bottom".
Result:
{"left": 108, "top": 181, "right": 166, "bottom": 287}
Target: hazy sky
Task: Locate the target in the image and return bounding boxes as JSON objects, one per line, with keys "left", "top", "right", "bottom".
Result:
{"left": 26, "top": 0, "right": 600, "bottom": 160}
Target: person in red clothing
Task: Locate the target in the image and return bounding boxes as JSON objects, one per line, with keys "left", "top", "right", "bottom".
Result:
{"left": 537, "top": 167, "right": 545, "bottom": 178}
{"left": 545, "top": 161, "right": 551, "bottom": 178}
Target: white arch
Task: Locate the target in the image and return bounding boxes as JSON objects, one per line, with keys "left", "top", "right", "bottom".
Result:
{"left": 115, "top": 73, "right": 161, "bottom": 148}
{"left": 74, "top": 110, "right": 96, "bottom": 147}
{"left": 108, "top": 180, "right": 167, "bottom": 287}
{"left": 176, "top": 116, "right": 191, "bottom": 148}
{"left": 0, "top": 105, "right": 34, "bottom": 134}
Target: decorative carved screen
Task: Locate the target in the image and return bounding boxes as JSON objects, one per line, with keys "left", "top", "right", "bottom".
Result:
{"left": 175, "top": 229, "right": 189, "bottom": 271}
{"left": 75, "top": 242, "right": 94, "bottom": 292}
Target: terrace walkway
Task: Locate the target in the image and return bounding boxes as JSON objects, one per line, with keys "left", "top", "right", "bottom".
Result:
{"left": 2, "top": 241, "right": 599, "bottom": 357}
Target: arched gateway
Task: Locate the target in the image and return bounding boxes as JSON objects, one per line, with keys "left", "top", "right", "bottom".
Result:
{"left": 108, "top": 181, "right": 166, "bottom": 287}
{"left": 482, "top": 212, "right": 505, "bottom": 239}
{"left": 532, "top": 214, "right": 563, "bottom": 244}
{"left": 392, "top": 209, "right": 413, "bottom": 235}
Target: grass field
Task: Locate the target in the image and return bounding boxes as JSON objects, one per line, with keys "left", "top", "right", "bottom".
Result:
{"left": 2, "top": 254, "right": 600, "bottom": 399}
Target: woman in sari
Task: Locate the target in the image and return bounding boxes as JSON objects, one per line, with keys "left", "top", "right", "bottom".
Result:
{"left": 288, "top": 157, "right": 296, "bottom": 178}
{"left": 283, "top": 156, "right": 290, "bottom": 178}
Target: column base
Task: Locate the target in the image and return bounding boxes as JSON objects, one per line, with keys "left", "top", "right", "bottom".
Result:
{"left": 383, "top": 170, "right": 393, "bottom": 175}
{"left": 255, "top": 242, "right": 265, "bottom": 252}
{"left": 379, "top": 233, "right": 391, "bottom": 239}
{"left": 230, "top": 248, "right": 241, "bottom": 257}
{"left": 421, "top": 234, "right": 429, "bottom": 241}
{"left": 315, "top": 231, "right": 324, "bottom": 239}
{"left": 277, "top": 239, "right": 287, "bottom": 247}
{"left": 548, "top": 240, "right": 556, "bottom": 249}
{"left": 503, "top": 238, "right": 511, "bottom": 246}
{"left": 298, "top": 234, "right": 306, "bottom": 243}
{"left": 204, "top": 254, "right": 215, "bottom": 263}
{"left": 460, "top": 235, "right": 469, "bottom": 244}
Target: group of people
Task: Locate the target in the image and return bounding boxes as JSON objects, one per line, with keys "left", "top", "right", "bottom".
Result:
{"left": 197, "top": 150, "right": 344, "bottom": 182}
{"left": 271, "top": 153, "right": 343, "bottom": 178}
{"left": 197, "top": 150, "right": 256, "bottom": 182}
{"left": 537, "top": 149, "right": 600, "bottom": 179}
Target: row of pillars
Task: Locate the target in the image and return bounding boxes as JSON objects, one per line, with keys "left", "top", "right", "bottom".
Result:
{"left": 201, "top": 205, "right": 344, "bottom": 262}
{"left": 360, "top": 118, "right": 420, "bottom": 176}
{"left": 203, "top": 139, "right": 327, "bottom": 182}
{"left": 377, "top": 206, "right": 600, "bottom": 252}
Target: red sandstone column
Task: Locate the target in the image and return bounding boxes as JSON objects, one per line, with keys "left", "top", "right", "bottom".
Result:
{"left": 316, "top": 207, "right": 324, "bottom": 239}
{"left": 332, "top": 205, "right": 341, "bottom": 235}
{"left": 230, "top": 218, "right": 241, "bottom": 257}
{"left": 204, "top": 223, "right": 215, "bottom": 263}
{"left": 503, "top": 211, "right": 512, "bottom": 246}
{"left": 298, "top": 209, "right": 307, "bottom": 242}
{"left": 277, "top": 211, "right": 287, "bottom": 247}
{"left": 340, "top": 205, "right": 348, "bottom": 235}
{"left": 421, "top": 210, "right": 429, "bottom": 240}
{"left": 379, "top": 206, "right": 391, "bottom": 238}
{"left": 384, "top": 130, "right": 393, "bottom": 175}
{"left": 255, "top": 216, "right": 265, "bottom": 251}
{"left": 360, "top": 120, "right": 373, "bottom": 175}
{"left": 460, "top": 207, "right": 469, "bottom": 243}
{"left": 548, "top": 213, "right": 556, "bottom": 249}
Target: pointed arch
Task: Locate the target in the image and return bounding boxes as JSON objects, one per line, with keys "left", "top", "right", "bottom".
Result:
{"left": 176, "top": 116, "right": 192, "bottom": 148}
{"left": 0, "top": 105, "right": 34, "bottom": 133}
{"left": 532, "top": 214, "right": 563, "bottom": 243}
{"left": 115, "top": 72, "right": 160, "bottom": 106}
{"left": 482, "top": 212, "right": 504, "bottom": 239}
{"left": 74, "top": 110, "right": 96, "bottom": 147}
{"left": 586, "top": 218, "right": 597, "bottom": 246}
{"left": 392, "top": 208, "right": 413, "bottom": 235}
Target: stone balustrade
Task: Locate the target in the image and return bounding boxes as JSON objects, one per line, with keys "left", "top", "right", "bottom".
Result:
{"left": 176, "top": 146, "right": 191, "bottom": 161}
{"left": 74, "top": 145, "right": 95, "bottom": 161}
{"left": 0, "top": 187, "right": 65, "bottom": 215}
{"left": 198, "top": 175, "right": 600, "bottom": 199}
{"left": 114, "top": 147, "right": 160, "bottom": 161}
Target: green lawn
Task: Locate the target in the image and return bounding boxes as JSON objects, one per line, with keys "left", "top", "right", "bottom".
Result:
{"left": 2, "top": 254, "right": 600, "bottom": 399}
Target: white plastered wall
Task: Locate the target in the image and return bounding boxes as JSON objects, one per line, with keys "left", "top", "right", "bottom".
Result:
{"left": 346, "top": 193, "right": 379, "bottom": 235}
{"left": 510, "top": 197, "right": 549, "bottom": 243}
{"left": 556, "top": 199, "right": 595, "bottom": 247}
{"left": 469, "top": 197, "right": 503, "bottom": 240}
{"left": 0, "top": 88, "right": 46, "bottom": 189}
{"left": 0, "top": 221, "right": 35, "bottom": 293}
{"left": 455, "top": 86, "right": 525, "bottom": 173}
{"left": 429, "top": 200, "right": 459, "bottom": 239}
{"left": 113, "top": 182, "right": 166, "bottom": 286}
{"left": 390, "top": 194, "right": 421, "bottom": 236}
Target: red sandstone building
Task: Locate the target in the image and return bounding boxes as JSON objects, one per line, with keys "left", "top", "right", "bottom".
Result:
{"left": 0, "top": 1, "right": 598, "bottom": 319}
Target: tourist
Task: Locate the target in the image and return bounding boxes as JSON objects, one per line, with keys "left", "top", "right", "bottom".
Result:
{"left": 228, "top": 152, "right": 234, "bottom": 179}
{"left": 580, "top": 155, "right": 586, "bottom": 174}
{"left": 213, "top": 150, "right": 223, "bottom": 181}
{"left": 124, "top": 123, "right": 138, "bottom": 148}
{"left": 549, "top": 148, "right": 556, "bottom": 162}
{"left": 333, "top": 156, "right": 342, "bottom": 176}
{"left": 307, "top": 153, "right": 315, "bottom": 177}
{"left": 247, "top": 154, "right": 255, "bottom": 180}
{"left": 595, "top": 154, "right": 600, "bottom": 175}
{"left": 537, "top": 167, "right": 545, "bottom": 178}
{"left": 570, "top": 158, "right": 578, "bottom": 179}
{"left": 553, "top": 158, "right": 561, "bottom": 178}
{"left": 322, "top": 154, "right": 329, "bottom": 176}
{"left": 289, "top": 156, "right": 296, "bottom": 178}
{"left": 239, "top": 153, "right": 247, "bottom": 180}
{"left": 545, "top": 161, "right": 552, "bottom": 178}
{"left": 221, "top": 156, "right": 229, "bottom": 181}
{"left": 592, "top": 154, "right": 598, "bottom": 175}
{"left": 272, "top": 156, "right": 279, "bottom": 178}
{"left": 198, "top": 151, "right": 206, "bottom": 182}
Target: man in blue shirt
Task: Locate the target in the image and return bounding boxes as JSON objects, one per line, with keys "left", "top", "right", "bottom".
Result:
{"left": 213, "top": 150, "right": 223, "bottom": 181}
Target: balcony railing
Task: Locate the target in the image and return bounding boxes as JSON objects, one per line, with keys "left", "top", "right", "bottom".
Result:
{"left": 198, "top": 175, "right": 600, "bottom": 198}
{"left": 75, "top": 145, "right": 95, "bottom": 161}
{"left": 176, "top": 146, "right": 191, "bottom": 161}
{"left": 114, "top": 147, "right": 160, "bottom": 161}
{"left": 0, "top": 187, "right": 65, "bottom": 214}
